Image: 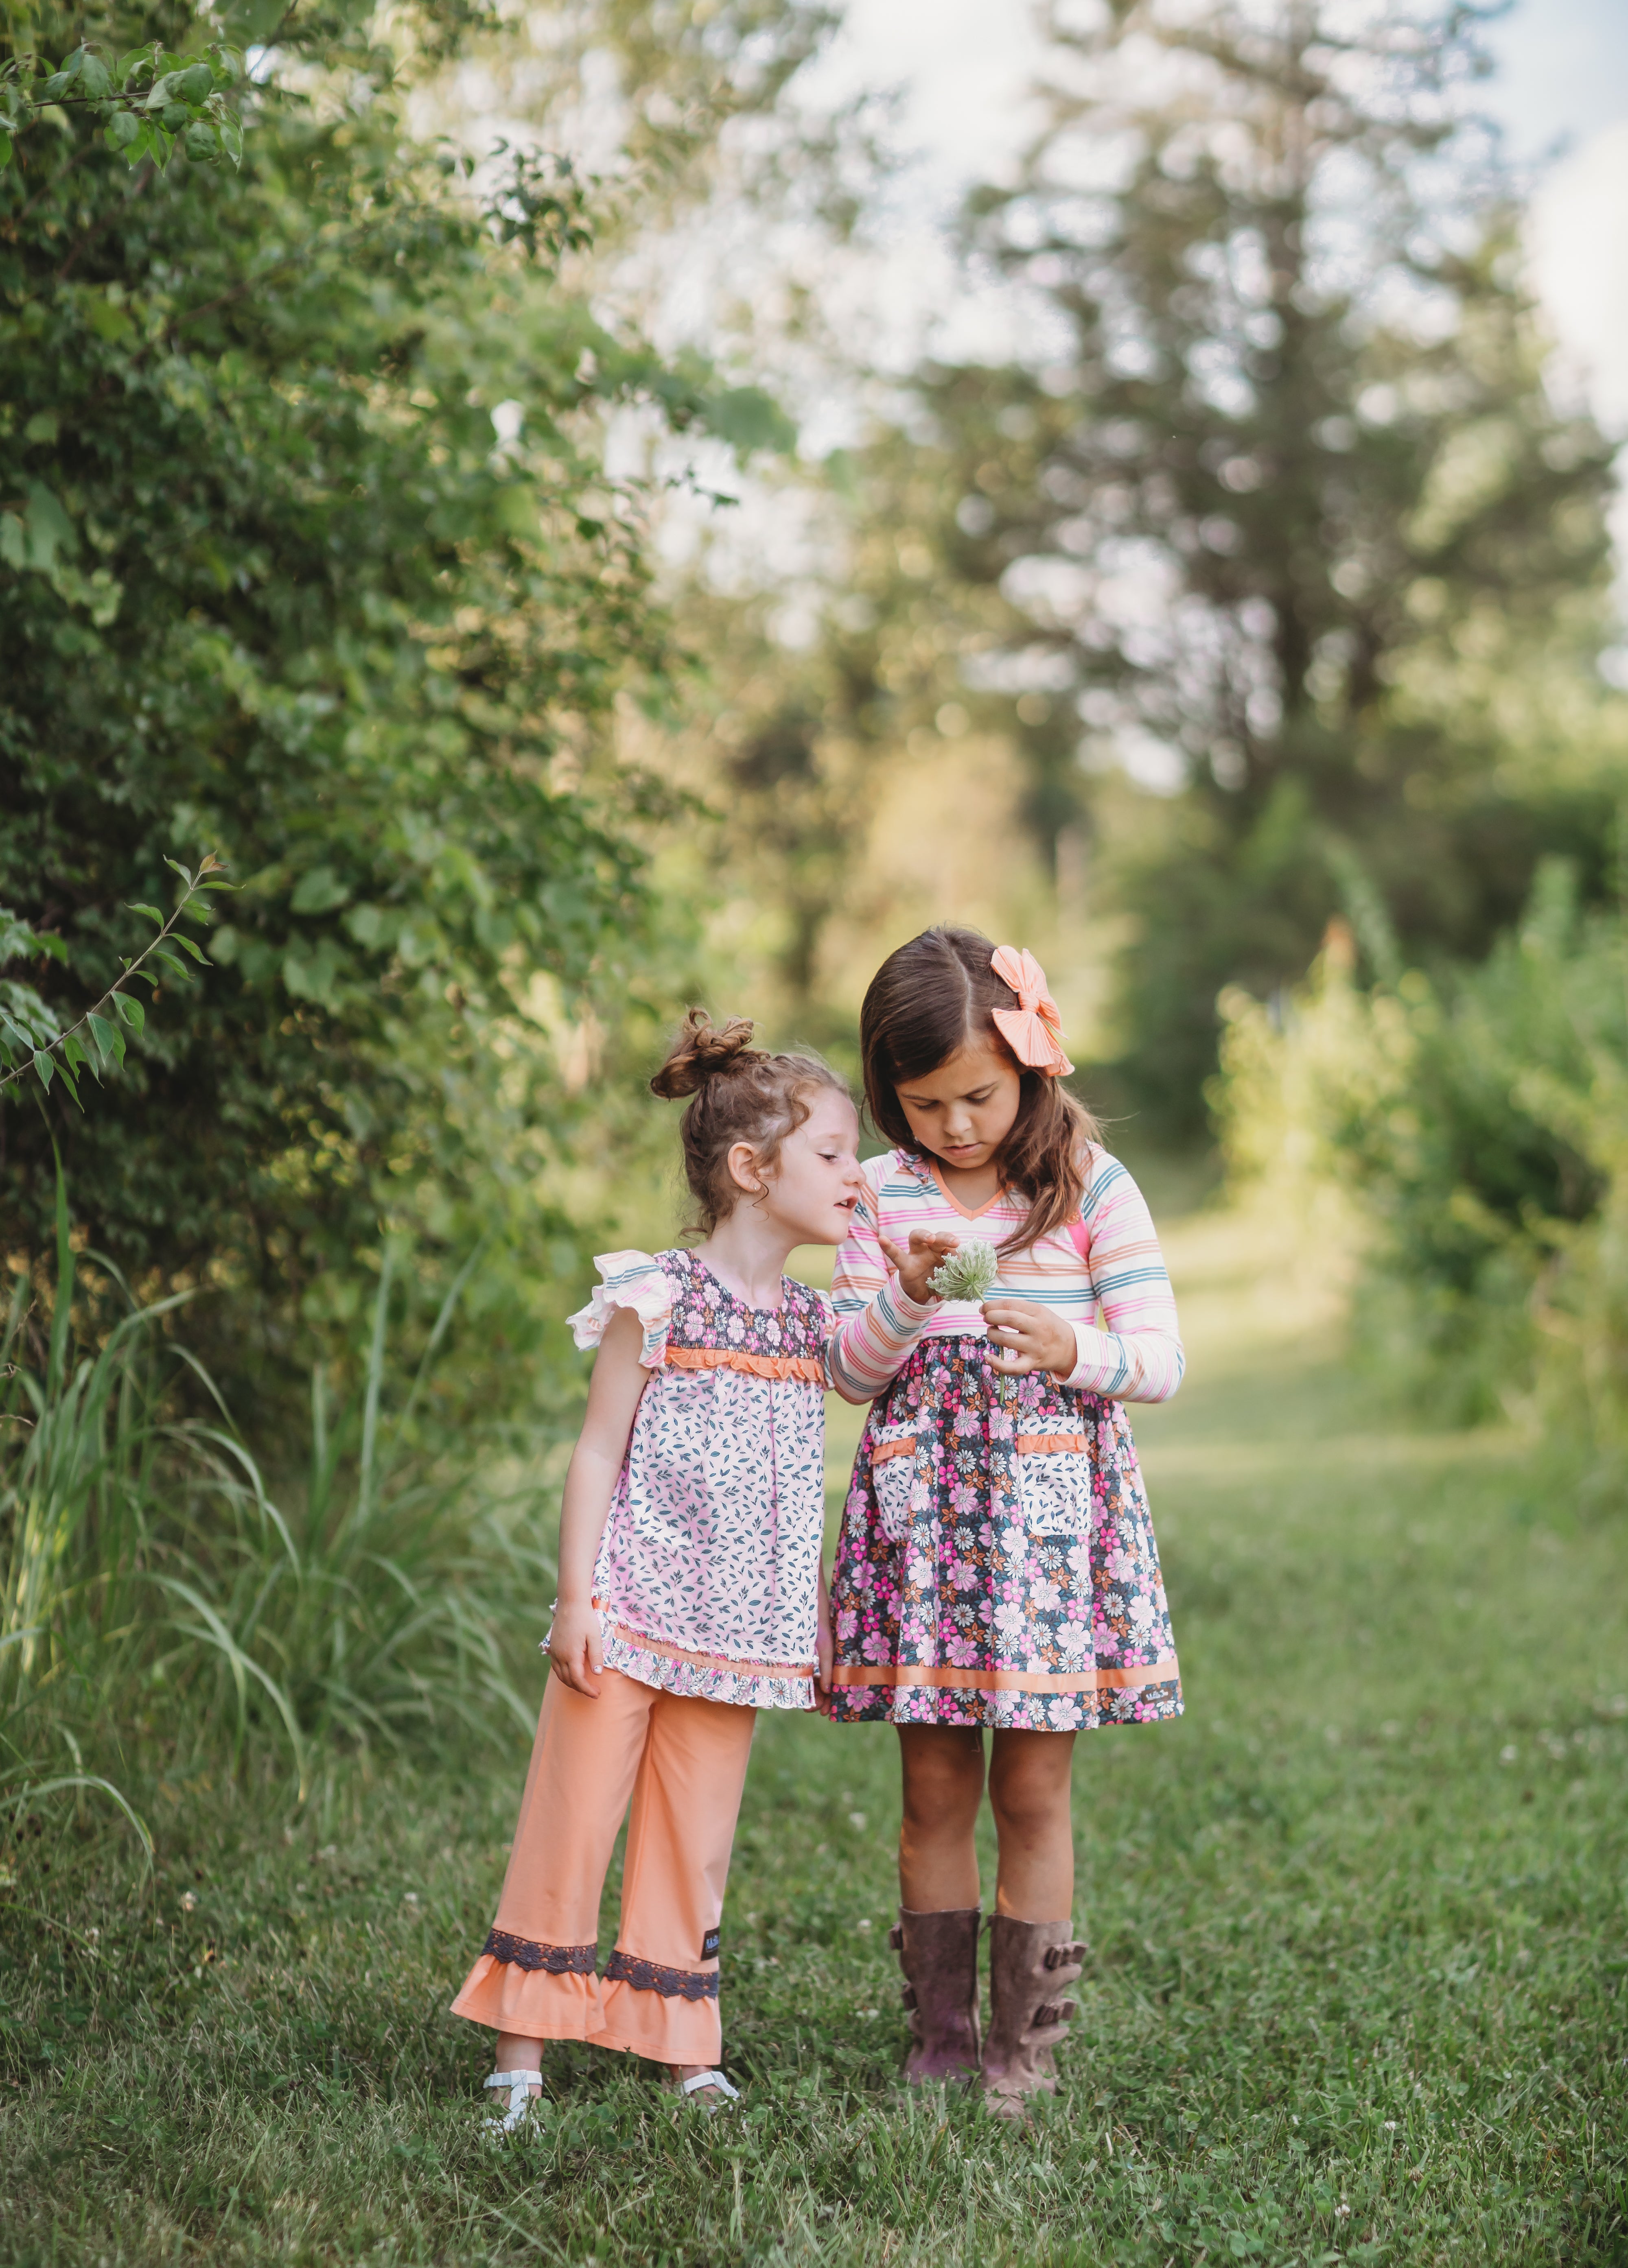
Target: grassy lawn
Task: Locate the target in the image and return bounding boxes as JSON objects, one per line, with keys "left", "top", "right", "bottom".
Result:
{"left": 3, "top": 1201, "right": 1625, "bottom": 2264}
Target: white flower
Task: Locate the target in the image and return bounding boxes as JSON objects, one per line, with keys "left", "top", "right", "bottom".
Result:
{"left": 929, "top": 1240, "right": 1000, "bottom": 1301}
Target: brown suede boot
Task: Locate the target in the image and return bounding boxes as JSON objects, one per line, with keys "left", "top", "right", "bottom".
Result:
{"left": 981, "top": 1915, "right": 1087, "bottom": 2119}
{"left": 887, "top": 1905, "right": 982, "bottom": 2084}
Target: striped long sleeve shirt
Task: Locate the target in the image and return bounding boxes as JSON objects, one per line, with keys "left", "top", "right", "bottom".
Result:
{"left": 826, "top": 1145, "right": 1184, "bottom": 1407}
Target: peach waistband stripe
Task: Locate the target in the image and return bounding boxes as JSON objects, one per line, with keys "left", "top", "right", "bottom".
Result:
{"left": 664, "top": 1346, "right": 825, "bottom": 1384}
{"left": 872, "top": 1432, "right": 1087, "bottom": 1462}
{"left": 609, "top": 1621, "right": 816, "bottom": 1680}
{"left": 828, "top": 1658, "right": 1179, "bottom": 1694}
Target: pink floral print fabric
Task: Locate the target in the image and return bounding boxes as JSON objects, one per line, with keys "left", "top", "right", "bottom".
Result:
{"left": 828, "top": 1335, "right": 1182, "bottom": 1731}
{"left": 569, "top": 1248, "right": 834, "bottom": 1711}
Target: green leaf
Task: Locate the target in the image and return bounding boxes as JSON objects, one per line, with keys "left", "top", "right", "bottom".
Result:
{"left": 180, "top": 62, "right": 213, "bottom": 105}
{"left": 123, "top": 122, "right": 151, "bottom": 167}
{"left": 702, "top": 384, "right": 796, "bottom": 458}
{"left": 170, "top": 933, "right": 210, "bottom": 965}
{"left": 111, "top": 992, "right": 145, "bottom": 1038}
{"left": 62, "top": 1030, "right": 99, "bottom": 1083}
{"left": 290, "top": 865, "right": 350, "bottom": 916}
{"left": 127, "top": 902, "right": 165, "bottom": 927}
{"left": 31, "top": 1049, "right": 54, "bottom": 1090}
{"left": 105, "top": 110, "right": 140, "bottom": 150}
{"left": 87, "top": 1012, "right": 125, "bottom": 1071}
{"left": 116, "top": 43, "right": 159, "bottom": 88}
{"left": 79, "top": 56, "right": 112, "bottom": 100}
{"left": 0, "top": 134, "right": 11, "bottom": 172}
{"left": 163, "top": 859, "right": 194, "bottom": 885}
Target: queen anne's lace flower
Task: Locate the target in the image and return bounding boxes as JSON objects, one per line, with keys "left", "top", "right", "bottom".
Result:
{"left": 928, "top": 1239, "right": 1001, "bottom": 1302}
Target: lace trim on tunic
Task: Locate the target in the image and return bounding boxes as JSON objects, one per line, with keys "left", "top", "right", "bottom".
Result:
{"left": 604, "top": 1948, "right": 720, "bottom": 2001}
{"left": 482, "top": 1930, "right": 598, "bottom": 1975}
{"left": 600, "top": 1622, "right": 816, "bottom": 1713}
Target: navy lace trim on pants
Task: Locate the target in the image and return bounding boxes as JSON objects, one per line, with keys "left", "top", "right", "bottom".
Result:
{"left": 482, "top": 1929, "right": 598, "bottom": 1975}
{"left": 604, "top": 1948, "right": 720, "bottom": 2001}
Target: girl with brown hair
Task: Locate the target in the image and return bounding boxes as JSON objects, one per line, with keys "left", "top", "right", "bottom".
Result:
{"left": 824, "top": 926, "right": 1185, "bottom": 2116}
{"left": 451, "top": 1012, "right": 861, "bottom": 2132}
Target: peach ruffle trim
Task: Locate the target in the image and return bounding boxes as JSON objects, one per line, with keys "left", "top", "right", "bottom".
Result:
{"left": 663, "top": 1345, "right": 825, "bottom": 1384}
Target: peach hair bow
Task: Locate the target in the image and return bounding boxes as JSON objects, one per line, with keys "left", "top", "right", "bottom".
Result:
{"left": 990, "top": 946, "right": 1075, "bottom": 1078}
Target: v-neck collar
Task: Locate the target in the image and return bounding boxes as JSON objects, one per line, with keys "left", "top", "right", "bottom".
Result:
{"left": 925, "top": 1155, "right": 1009, "bottom": 1222}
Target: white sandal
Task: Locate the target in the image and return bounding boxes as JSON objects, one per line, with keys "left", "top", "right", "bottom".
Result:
{"left": 674, "top": 2067, "right": 740, "bottom": 2111}
{"left": 483, "top": 2067, "right": 545, "bottom": 2137}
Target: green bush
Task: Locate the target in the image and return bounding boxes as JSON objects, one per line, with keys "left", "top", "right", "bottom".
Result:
{"left": 1212, "top": 861, "right": 1628, "bottom": 1452}
{"left": 0, "top": 0, "right": 784, "bottom": 1415}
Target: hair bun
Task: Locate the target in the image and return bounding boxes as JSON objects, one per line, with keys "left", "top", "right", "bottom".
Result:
{"left": 649, "top": 1007, "right": 761, "bottom": 1099}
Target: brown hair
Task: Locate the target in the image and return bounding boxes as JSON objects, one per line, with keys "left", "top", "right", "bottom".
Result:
{"left": 859, "top": 925, "right": 1101, "bottom": 1256}
{"left": 650, "top": 1008, "right": 851, "bottom": 1237}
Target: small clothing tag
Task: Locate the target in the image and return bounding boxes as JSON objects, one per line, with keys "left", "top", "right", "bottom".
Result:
{"left": 701, "top": 1927, "right": 721, "bottom": 1961}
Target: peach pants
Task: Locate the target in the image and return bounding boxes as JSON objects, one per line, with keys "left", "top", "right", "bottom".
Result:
{"left": 450, "top": 1667, "right": 757, "bottom": 2067}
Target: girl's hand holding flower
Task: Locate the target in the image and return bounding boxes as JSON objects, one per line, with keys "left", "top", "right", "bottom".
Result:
{"left": 982, "top": 1296, "right": 1077, "bottom": 1379}
{"left": 879, "top": 1229, "right": 961, "bottom": 1305}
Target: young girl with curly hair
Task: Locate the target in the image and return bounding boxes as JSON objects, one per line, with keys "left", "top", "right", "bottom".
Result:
{"left": 451, "top": 1012, "right": 861, "bottom": 2131}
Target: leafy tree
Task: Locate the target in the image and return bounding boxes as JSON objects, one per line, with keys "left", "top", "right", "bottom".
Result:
{"left": 922, "top": 0, "right": 1621, "bottom": 1127}
{"left": 0, "top": 0, "right": 785, "bottom": 1407}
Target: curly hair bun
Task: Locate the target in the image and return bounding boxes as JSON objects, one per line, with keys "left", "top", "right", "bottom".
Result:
{"left": 649, "top": 1007, "right": 762, "bottom": 1099}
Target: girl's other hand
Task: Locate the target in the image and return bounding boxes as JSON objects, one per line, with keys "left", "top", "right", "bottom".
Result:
{"left": 982, "top": 1296, "right": 1077, "bottom": 1379}
{"left": 813, "top": 1586, "right": 835, "bottom": 1719}
{"left": 879, "top": 1230, "right": 960, "bottom": 1306}
{"left": 548, "top": 1598, "right": 604, "bottom": 1698}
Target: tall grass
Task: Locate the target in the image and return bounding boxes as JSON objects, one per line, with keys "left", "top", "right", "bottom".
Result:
{"left": 1, "top": 1179, "right": 559, "bottom": 1834}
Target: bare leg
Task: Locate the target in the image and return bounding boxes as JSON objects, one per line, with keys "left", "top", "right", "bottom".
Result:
{"left": 987, "top": 1729, "right": 1077, "bottom": 1919}
{"left": 897, "top": 1725, "right": 986, "bottom": 1910}
{"left": 494, "top": 2031, "right": 545, "bottom": 2097}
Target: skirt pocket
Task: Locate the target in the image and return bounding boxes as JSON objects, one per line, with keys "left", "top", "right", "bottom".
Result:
{"left": 870, "top": 1434, "right": 919, "bottom": 1544}
{"left": 1015, "top": 1432, "right": 1090, "bottom": 1536}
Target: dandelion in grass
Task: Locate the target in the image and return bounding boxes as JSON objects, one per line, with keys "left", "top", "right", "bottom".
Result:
{"left": 928, "top": 1239, "right": 1001, "bottom": 1302}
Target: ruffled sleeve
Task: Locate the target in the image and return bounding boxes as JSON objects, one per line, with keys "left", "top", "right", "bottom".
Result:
{"left": 568, "top": 1250, "right": 674, "bottom": 1371}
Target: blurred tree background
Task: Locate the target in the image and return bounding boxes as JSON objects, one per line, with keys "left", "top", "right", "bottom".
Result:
{"left": 2, "top": 0, "right": 1626, "bottom": 1787}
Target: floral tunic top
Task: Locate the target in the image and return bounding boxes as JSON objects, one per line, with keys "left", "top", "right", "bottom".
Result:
{"left": 568, "top": 1247, "right": 835, "bottom": 1711}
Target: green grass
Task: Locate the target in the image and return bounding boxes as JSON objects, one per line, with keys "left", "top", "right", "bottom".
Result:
{"left": 2, "top": 1204, "right": 1625, "bottom": 2264}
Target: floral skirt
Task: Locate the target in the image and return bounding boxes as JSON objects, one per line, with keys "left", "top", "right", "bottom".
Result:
{"left": 827, "top": 1337, "right": 1182, "bottom": 1732}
